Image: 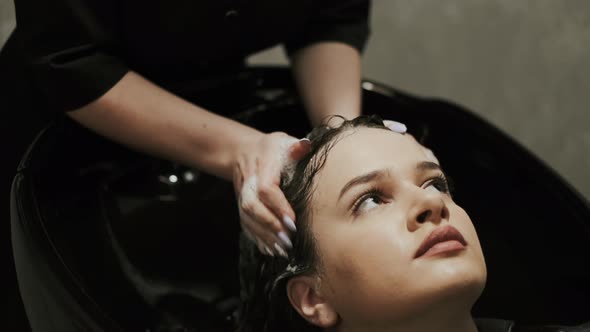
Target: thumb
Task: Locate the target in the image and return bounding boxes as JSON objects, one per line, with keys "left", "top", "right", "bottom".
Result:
{"left": 288, "top": 138, "right": 312, "bottom": 161}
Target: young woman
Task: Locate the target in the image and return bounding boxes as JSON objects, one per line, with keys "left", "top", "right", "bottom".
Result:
{"left": 237, "top": 115, "right": 590, "bottom": 332}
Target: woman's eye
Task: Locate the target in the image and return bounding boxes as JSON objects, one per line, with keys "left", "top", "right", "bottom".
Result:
{"left": 354, "top": 192, "right": 385, "bottom": 214}
{"left": 426, "top": 176, "right": 450, "bottom": 194}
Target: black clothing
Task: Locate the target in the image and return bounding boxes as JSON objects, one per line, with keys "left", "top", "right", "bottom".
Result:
{"left": 9, "top": 0, "right": 371, "bottom": 113}
{"left": 1, "top": 1, "right": 370, "bottom": 330}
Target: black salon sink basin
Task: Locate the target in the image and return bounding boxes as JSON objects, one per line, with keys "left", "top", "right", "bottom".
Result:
{"left": 11, "top": 67, "right": 590, "bottom": 331}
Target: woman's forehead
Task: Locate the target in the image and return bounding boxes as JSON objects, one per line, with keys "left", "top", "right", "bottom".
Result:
{"left": 312, "top": 127, "right": 432, "bottom": 199}
{"left": 324, "top": 127, "right": 427, "bottom": 174}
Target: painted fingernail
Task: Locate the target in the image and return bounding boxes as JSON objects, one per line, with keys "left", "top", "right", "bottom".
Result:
{"left": 277, "top": 231, "right": 293, "bottom": 248}
{"left": 299, "top": 138, "right": 311, "bottom": 145}
{"left": 264, "top": 245, "right": 275, "bottom": 257}
{"left": 386, "top": 121, "right": 407, "bottom": 134}
{"left": 274, "top": 242, "right": 288, "bottom": 258}
{"left": 282, "top": 215, "right": 297, "bottom": 232}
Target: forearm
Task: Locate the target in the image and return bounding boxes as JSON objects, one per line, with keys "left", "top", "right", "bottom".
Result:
{"left": 290, "top": 42, "right": 363, "bottom": 126}
{"left": 67, "top": 71, "right": 262, "bottom": 181}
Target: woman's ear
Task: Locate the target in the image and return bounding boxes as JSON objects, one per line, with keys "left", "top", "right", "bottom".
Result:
{"left": 286, "top": 275, "right": 339, "bottom": 328}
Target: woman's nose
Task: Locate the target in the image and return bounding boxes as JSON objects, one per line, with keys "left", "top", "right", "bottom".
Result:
{"left": 407, "top": 189, "right": 449, "bottom": 230}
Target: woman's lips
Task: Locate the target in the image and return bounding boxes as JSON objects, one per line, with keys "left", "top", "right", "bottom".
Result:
{"left": 418, "top": 240, "right": 466, "bottom": 258}
{"left": 414, "top": 225, "right": 467, "bottom": 259}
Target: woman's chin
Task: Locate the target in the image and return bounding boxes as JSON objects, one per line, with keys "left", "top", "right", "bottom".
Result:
{"left": 408, "top": 256, "right": 487, "bottom": 311}
{"left": 415, "top": 245, "right": 486, "bottom": 286}
{"left": 427, "top": 265, "right": 487, "bottom": 311}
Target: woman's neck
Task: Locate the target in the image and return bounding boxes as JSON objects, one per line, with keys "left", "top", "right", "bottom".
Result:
{"left": 333, "top": 308, "right": 478, "bottom": 332}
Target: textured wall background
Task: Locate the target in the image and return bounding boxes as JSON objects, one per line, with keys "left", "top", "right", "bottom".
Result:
{"left": 1, "top": 0, "right": 588, "bottom": 199}
{"left": 0, "top": 0, "right": 13, "bottom": 47}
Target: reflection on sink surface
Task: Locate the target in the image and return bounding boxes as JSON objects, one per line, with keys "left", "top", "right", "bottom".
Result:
{"left": 101, "top": 161, "right": 242, "bottom": 328}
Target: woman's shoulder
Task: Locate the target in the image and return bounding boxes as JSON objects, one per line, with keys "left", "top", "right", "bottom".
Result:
{"left": 475, "top": 318, "right": 590, "bottom": 332}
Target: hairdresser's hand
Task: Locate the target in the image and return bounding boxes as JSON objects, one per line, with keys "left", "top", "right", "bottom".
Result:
{"left": 233, "top": 132, "right": 312, "bottom": 257}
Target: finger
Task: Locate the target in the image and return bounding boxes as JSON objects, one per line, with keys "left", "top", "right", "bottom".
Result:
{"left": 275, "top": 136, "right": 300, "bottom": 167}
{"left": 288, "top": 138, "right": 312, "bottom": 161}
{"left": 383, "top": 120, "right": 407, "bottom": 133}
{"left": 240, "top": 214, "right": 275, "bottom": 254}
{"left": 242, "top": 227, "right": 256, "bottom": 243}
{"left": 239, "top": 187, "right": 291, "bottom": 246}
{"left": 254, "top": 161, "right": 297, "bottom": 231}
{"left": 238, "top": 172, "right": 291, "bottom": 249}
{"left": 256, "top": 180, "right": 297, "bottom": 232}
{"left": 241, "top": 216, "right": 289, "bottom": 257}
{"left": 254, "top": 236, "right": 275, "bottom": 257}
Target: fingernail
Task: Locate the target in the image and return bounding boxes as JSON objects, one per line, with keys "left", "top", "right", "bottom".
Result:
{"left": 277, "top": 231, "right": 293, "bottom": 248}
{"left": 282, "top": 215, "right": 297, "bottom": 232}
{"left": 274, "top": 242, "right": 288, "bottom": 258}
{"left": 386, "top": 121, "right": 407, "bottom": 134}
{"left": 264, "top": 245, "right": 275, "bottom": 257}
{"left": 299, "top": 138, "right": 311, "bottom": 145}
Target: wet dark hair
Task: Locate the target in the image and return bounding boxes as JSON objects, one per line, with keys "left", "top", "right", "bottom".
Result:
{"left": 237, "top": 115, "right": 391, "bottom": 332}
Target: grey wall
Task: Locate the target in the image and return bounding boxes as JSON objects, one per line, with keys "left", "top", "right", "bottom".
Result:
{"left": 1, "top": 0, "right": 589, "bottom": 199}
{"left": 0, "top": 0, "right": 14, "bottom": 47}
{"left": 364, "top": 0, "right": 590, "bottom": 201}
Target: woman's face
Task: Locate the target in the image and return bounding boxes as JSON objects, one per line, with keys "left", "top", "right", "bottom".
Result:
{"left": 307, "top": 127, "right": 487, "bottom": 326}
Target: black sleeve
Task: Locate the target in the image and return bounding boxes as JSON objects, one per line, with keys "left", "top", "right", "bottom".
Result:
{"left": 14, "top": 0, "right": 129, "bottom": 112}
{"left": 283, "top": 0, "right": 371, "bottom": 57}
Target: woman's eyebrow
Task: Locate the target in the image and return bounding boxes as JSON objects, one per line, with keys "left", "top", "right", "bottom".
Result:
{"left": 416, "top": 161, "right": 441, "bottom": 173}
{"left": 338, "top": 168, "right": 390, "bottom": 201}
{"left": 338, "top": 161, "right": 442, "bottom": 201}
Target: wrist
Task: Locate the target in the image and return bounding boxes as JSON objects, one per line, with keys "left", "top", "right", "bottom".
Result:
{"left": 221, "top": 126, "right": 264, "bottom": 181}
